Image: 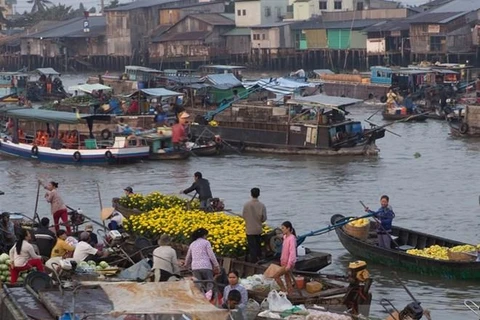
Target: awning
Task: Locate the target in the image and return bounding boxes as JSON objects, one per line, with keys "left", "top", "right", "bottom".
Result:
{"left": 243, "top": 77, "right": 317, "bottom": 95}
{"left": 35, "top": 68, "right": 60, "bottom": 76}
{"left": 288, "top": 94, "right": 363, "bottom": 109}
{"left": 0, "top": 107, "right": 111, "bottom": 124}
{"left": 68, "top": 83, "right": 113, "bottom": 94}
{"left": 127, "top": 88, "right": 183, "bottom": 97}
{"left": 37, "top": 281, "right": 229, "bottom": 320}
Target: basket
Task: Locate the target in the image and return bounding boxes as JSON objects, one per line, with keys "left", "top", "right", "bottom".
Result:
{"left": 343, "top": 223, "right": 369, "bottom": 241}
{"left": 447, "top": 250, "right": 477, "bottom": 262}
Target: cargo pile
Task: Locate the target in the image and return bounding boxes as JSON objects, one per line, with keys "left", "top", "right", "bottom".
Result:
{"left": 122, "top": 192, "right": 271, "bottom": 257}
{"left": 347, "top": 218, "right": 369, "bottom": 227}
{"left": 406, "top": 244, "right": 479, "bottom": 260}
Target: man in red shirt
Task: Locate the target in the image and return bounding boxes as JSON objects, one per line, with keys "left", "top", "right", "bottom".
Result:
{"left": 171, "top": 112, "right": 190, "bottom": 150}
{"left": 126, "top": 98, "right": 140, "bottom": 114}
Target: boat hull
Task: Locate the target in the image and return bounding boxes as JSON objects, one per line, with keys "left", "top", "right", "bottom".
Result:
{"left": 148, "top": 150, "right": 190, "bottom": 160}
{"left": 0, "top": 139, "right": 149, "bottom": 165}
{"left": 382, "top": 112, "right": 428, "bottom": 122}
{"left": 190, "top": 145, "right": 219, "bottom": 156}
{"left": 190, "top": 125, "right": 381, "bottom": 156}
{"left": 331, "top": 214, "right": 480, "bottom": 279}
{"left": 321, "top": 81, "right": 389, "bottom": 100}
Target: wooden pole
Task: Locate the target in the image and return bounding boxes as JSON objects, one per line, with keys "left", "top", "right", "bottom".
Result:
{"left": 33, "top": 181, "right": 41, "bottom": 223}
{"left": 96, "top": 182, "right": 107, "bottom": 233}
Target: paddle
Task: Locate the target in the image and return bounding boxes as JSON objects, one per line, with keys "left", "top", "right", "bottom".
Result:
{"left": 359, "top": 201, "right": 400, "bottom": 249}
{"left": 33, "top": 180, "right": 41, "bottom": 224}
{"left": 296, "top": 211, "right": 376, "bottom": 246}
{"left": 185, "top": 192, "right": 197, "bottom": 211}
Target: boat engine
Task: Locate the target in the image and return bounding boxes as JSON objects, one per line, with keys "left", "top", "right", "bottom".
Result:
{"left": 343, "top": 260, "right": 372, "bottom": 316}
{"left": 398, "top": 302, "right": 424, "bottom": 320}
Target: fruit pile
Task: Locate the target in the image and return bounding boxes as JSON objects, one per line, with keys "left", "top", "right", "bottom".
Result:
{"left": 407, "top": 244, "right": 480, "bottom": 260}
{"left": 0, "top": 253, "right": 32, "bottom": 283}
{"left": 78, "top": 260, "right": 111, "bottom": 272}
{"left": 348, "top": 218, "right": 370, "bottom": 227}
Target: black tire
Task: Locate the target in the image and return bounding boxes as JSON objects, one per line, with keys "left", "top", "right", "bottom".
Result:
{"left": 380, "top": 96, "right": 387, "bottom": 103}
{"left": 31, "top": 146, "right": 38, "bottom": 156}
{"left": 460, "top": 123, "right": 469, "bottom": 134}
{"left": 105, "top": 150, "right": 113, "bottom": 159}
{"left": 101, "top": 128, "right": 112, "bottom": 140}
{"left": 73, "top": 151, "right": 81, "bottom": 162}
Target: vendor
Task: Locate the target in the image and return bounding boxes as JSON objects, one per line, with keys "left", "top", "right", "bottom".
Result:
{"left": 73, "top": 232, "right": 108, "bottom": 263}
{"left": 171, "top": 112, "right": 190, "bottom": 150}
{"left": 151, "top": 234, "right": 181, "bottom": 282}
{"left": 222, "top": 271, "right": 248, "bottom": 312}
{"left": 101, "top": 207, "right": 124, "bottom": 231}
{"left": 0, "top": 212, "right": 16, "bottom": 250}
{"left": 386, "top": 88, "right": 398, "bottom": 111}
{"left": 364, "top": 195, "right": 395, "bottom": 249}
{"left": 181, "top": 172, "right": 213, "bottom": 211}
{"left": 124, "top": 186, "right": 134, "bottom": 197}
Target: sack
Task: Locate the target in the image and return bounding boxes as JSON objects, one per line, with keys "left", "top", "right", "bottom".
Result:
{"left": 264, "top": 263, "right": 283, "bottom": 279}
{"left": 267, "top": 290, "right": 293, "bottom": 312}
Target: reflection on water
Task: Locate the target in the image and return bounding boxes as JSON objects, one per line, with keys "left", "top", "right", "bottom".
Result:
{"left": 1, "top": 101, "right": 480, "bottom": 318}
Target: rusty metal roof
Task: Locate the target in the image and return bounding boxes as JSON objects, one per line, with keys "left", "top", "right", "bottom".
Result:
{"left": 432, "top": 0, "right": 480, "bottom": 13}
{"left": 408, "top": 11, "right": 466, "bottom": 24}
{"left": 189, "top": 13, "right": 235, "bottom": 26}
{"left": 106, "top": 0, "right": 178, "bottom": 11}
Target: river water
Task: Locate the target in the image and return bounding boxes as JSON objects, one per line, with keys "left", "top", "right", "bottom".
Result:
{"left": 1, "top": 74, "right": 480, "bottom": 319}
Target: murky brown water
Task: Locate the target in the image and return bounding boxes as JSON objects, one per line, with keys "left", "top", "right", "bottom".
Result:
{"left": 2, "top": 75, "right": 480, "bottom": 319}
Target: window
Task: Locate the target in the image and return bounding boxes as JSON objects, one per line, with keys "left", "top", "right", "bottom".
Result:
{"left": 262, "top": 33, "right": 266, "bottom": 40}
{"left": 276, "top": 7, "right": 282, "bottom": 17}
{"left": 356, "top": 2, "right": 364, "bottom": 10}
{"left": 319, "top": 1, "right": 327, "bottom": 10}
{"left": 242, "top": 9, "right": 246, "bottom": 15}
{"left": 253, "top": 34, "right": 260, "bottom": 40}
{"left": 237, "top": 9, "right": 241, "bottom": 16}
{"left": 334, "top": 1, "right": 342, "bottom": 9}
{"left": 264, "top": 6, "right": 271, "bottom": 17}
{"left": 430, "top": 36, "right": 445, "bottom": 52}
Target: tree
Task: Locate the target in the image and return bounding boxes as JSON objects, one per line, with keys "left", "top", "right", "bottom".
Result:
{"left": 88, "top": 7, "right": 96, "bottom": 13}
{"left": 103, "top": 0, "right": 119, "bottom": 10}
{"left": 27, "top": 0, "right": 52, "bottom": 13}
{"left": 78, "top": 3, "right": 85, "bottom": 12}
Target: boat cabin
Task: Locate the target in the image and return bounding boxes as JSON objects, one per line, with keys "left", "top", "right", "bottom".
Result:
{"left": 124, "top": 66, "right": 162, "bottom": 83}
{"left": 370, "top": 66, "right": 438, "bottom": 92}
{"left": 198, "top": 65, "right": 246, "bottom": 79}
{"left": 0, "top": 72, "right": 29, "bottom": 99}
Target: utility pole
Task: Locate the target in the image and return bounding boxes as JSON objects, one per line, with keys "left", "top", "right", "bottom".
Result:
{"left": 100, "top": 0, "right": 104, "bottom": 14}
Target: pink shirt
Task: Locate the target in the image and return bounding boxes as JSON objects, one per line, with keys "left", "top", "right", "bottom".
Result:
{"left": 185, "top": 238, "right": 219, "bottom": 271}
{"left": 280, "top": 234, "right": 297, "bottom": 270}
{"left": 45, "top": 189, "right": 66, "bottom": 214}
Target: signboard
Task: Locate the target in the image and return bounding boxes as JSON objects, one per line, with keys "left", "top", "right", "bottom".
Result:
{"left": 427, "top": 24, "right": 440, "bottom": 34}
{"left": 83, "top": 20, "right": 90, "bottom": 33}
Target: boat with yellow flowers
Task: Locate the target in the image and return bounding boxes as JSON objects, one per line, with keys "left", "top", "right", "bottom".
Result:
{"left": 332, "top": 214, "right": 480, "bottom": 280}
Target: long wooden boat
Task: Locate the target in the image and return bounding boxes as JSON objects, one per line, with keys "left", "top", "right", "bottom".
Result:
{"left": 0, "top": 107, "right": 150, "bottom": 165}
{"left": 219, "top": 257, "right": 372, "bottom": 318}
{"left": 331, "top": 214, "right": 480, "bottom": 280}
{"left": 382, "top": 111, "right": 428, "bottom": 122}
{"left": 149, "top": 149, "right": 190, "bottom": 160}
{"left": 190, "top": 144, "right": 219, "bottom": 156}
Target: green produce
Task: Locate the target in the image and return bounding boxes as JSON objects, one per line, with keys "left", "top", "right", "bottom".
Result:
{"left": 99, "top": 261, "right": 109, "bottom": 269}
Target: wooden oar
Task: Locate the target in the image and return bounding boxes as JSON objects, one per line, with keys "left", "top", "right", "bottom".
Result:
{"left": 96, "top": 182, "right": 107, "bottom": 233}
{"left": 33, "top": 181, "right": 41, "bottom": 224}
{"left": 364, "top": 119, "right": 401, "bottom": 137}
{"left": 366, "top": 108, "right": 382, "bottom": 121}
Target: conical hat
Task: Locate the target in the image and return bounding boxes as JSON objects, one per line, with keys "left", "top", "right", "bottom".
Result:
{"left": 101, "top": 207, "right": 116, "bottom": 220}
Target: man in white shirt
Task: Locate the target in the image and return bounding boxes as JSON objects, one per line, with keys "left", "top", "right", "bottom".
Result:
{"left": 73, "top": 232, "right": 107, "bottom": 263}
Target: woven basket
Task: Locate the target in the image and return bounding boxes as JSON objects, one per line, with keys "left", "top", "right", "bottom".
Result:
{"left": 447, "top": 250, "right": 477, "bottom": 262}
{"left": 343, "top": 223, "right": 369, "bottom": 241}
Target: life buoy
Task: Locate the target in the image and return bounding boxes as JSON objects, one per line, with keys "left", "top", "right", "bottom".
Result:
{"left": 73, "top": 151, "right": 81, "bottom": 162}
{"left": 31, "top": 146, "right": 38, "bottom": 156}
{"left": 380, "top": 96, "right": 387, "bottom": 103}
{"left": 101, "top": 129, "right": 112, "bottom": 140}
{"left": 460, "top": 123, "right": 469, "bottom": 134}
{"left": 105, "top": 150, "right": 113, "bottom": 159}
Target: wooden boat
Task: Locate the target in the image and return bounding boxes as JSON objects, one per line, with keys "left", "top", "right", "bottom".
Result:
{"left": 446, "top": 105, "right": 480, "bottom": 137}
{"left": 331, "top": 213, "right": 480, "bottom": 280}
{"left": 191, "top": 144, "right": 219, "bottom": 156}
{"left": 382, "top": 110, "right": 428, "bottom": 122}
{"left": 218, "top": 257, "right": 372, "bottom": 317}
{"left": 149, "top": 149, "right": 190, "bottom": 160}
{"left": 0, "top": 107, "right": 150, "bottom": 165}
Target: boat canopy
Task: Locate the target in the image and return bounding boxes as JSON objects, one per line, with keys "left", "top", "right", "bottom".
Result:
{"left": 0, "top": 107, "right": 110, "bottom": 124}
{"left": 34, "top": 68, "right": 60, "bottom": 76}
{"left": 37, "top": 281, "right": 229, "bottom": 319}
{"left": 288, "top": 94, "right": 362, "bottom": 109}
{"left": 243, "top": 77, "right": 316, "bottom": 95}
{"left": 127, "top": 88, "right": 183, "bottom": 98}
{"left": 124, "top": 65, "right": 161, "bottom": 73}
{"left": 68, "top": 83, "right": 113, "bottom": 94}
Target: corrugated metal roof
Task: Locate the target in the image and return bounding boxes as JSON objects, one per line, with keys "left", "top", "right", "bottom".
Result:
{"left": 150, "top": 25, "right": 171, "bottom": 42}
{"left": 408, "top": 11, "right": 465, "bottom": 24}
{"left": 105, "top": 0, "right": 178, "bottom": 11}
{"left": 22, "top": 16, "right": 106, "bottom": 39}
{"left": 205, "top": 73, "right": 242, "bottom": 89}
{"left": 363, "top": 19, "right": 410, "bottom": 32}
{"left": 431, "top": 0, "right": 480, "bottom": 13}
{"left": 222, "top": 27, "right": 251, "bottom": 36}
{"left": 251, "top": 22, "right": 293, "bottom": 28}
{"left": 292, "top": 19, "right": 384, "bottom": 31}
{"left": 190, "top": 13, "right": 235, "bottom": 26}
{"left": 157, "top": 30, "right": 210, "bottom": 42}
{"left": 35, "top": 68, "right": 60, "bottom": 75}
{"left": 139, "top": 88, "right": 183, "bottom": 97}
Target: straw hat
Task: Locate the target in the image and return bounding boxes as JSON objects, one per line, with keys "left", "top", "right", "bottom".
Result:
{"left": 101, "top": 207, "right": 116, "bottom": 221}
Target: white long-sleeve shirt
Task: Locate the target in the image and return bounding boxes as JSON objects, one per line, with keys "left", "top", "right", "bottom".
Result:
{"left": 9, "top": 240, "right": 41, "bottom": 267}
{"left": 152, "top": 246, "right": 180, "bottom": 275}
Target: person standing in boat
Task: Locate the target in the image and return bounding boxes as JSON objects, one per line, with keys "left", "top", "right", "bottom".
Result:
{"left": 151, "top": 234, "right": 181, "bottom": 282}
{"left": 242, "top": 187, "right": 267, "bottom": 263}
{"left": 181, "top": 172, "right": 213, "bottom": 211}
{"left": 40, "top": 180, "right": 72, "bottom": 235}
{"left": 172, "top": 112, "right": 190, "bottom": 150}
{"left": 364, "top": 195, "right": 395, "bottom": 249}
{"left": 273, "top": 221, "right": 297, "bottom": 294}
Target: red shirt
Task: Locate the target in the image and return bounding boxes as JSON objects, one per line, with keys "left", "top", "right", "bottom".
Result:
{"left": 127, "top": 100, "right": 139, "bottom": 114}
{"left": 172, "top": 124, "right": 186, "bottom": 143}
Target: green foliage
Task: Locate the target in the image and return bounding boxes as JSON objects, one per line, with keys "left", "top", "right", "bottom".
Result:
{"left": 9, "top": 4, "right": 93, "bottom": 28}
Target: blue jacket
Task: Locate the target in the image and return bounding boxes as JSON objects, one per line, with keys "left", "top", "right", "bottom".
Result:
{"left": 372, "top": 206, "right": 395, "bottom": 232}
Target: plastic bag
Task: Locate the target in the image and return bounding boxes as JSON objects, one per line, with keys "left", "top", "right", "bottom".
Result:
{"left": 118, "top": 258, "right": 151, "bottom": 281}
{"left": 267, "top": 289, "right": 293, "bottom": 312}
{"left": 246, "top": 299, "right": 261, "bottom": 320}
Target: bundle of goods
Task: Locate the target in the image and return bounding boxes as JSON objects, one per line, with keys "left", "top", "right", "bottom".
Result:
{"left": 407, "top": 244, "right": 479, "bottom": 261}
{"left": 343, "top": 218, "right": 370, "bottom": 240}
